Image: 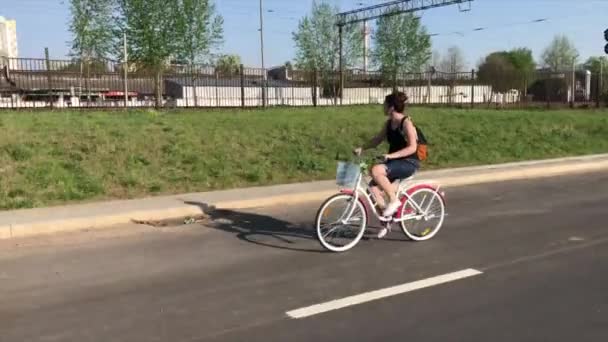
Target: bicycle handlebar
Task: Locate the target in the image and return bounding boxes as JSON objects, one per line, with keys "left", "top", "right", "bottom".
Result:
{"left": 336, "top": 151, "right": 386, "bottom": 165}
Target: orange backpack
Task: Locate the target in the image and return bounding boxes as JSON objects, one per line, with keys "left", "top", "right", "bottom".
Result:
{"left": 414, "top": 125, "right": 428, "bottom": 161}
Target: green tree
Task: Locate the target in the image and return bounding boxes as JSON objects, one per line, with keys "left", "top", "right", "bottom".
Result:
{"left": 477, "top": 49, "right": 537, "bottom": 102}
{"left": 174, "top": 0, "right": 223, "bottom": 65}
{"left": 372, "top": 13, "right": 431, "bottom": 88}
{"left": 477, "top": 52, "right": 519, "bottom": 93}
{"left": 68, "top": 0, "right": 114, "bottom": 60}
{"left": 215, "top": 54, "right": 241, "bottom": 76}
{"left": 506, "top": 48, "right": 536, "bottom": 82}
{"left": 582, "top": 56, "right": 608, "bottom": 101}
{"left": 541, "top": 35, "right": 579, "bottom": 72}
{"left": 116, "top": 0, "right": 178, "bottom": 107}
{"left": 173, "top": 0, "right": 223, "bottom": 107}
{"left": 582, "top": 56, "right": 607, "bottom": 74}
{"left": 292, "top": 0, "right": 363, "bottom": 91}
{"left": 293, "top": 0, "right": 363, "bottom": 98}
{"left": 68, "top": 0, "right": 114, "bottom": 100}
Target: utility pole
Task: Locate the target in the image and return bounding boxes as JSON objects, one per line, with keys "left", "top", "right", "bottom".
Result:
{"left": 363, "top": 20, "right": 370, "bottom": 72}
{"left": 45, "top": 47, "right": 54, "bottom": 109}
{"left": 339, "top": 24, "right": 344, "bottom": 106}
{"left": 601, "top": 58, "right": 604, "bottom": 94}
{"left": 599, "top": 58, "right": 604, "bottom": 108}
{"left": 259, "top": 0, "right": 267, "bottom": 107}
{"left": 571, "top": 58, "right": 576, "bottom": 108}
{"left": 123, "top": 32, "right": 128, "bottom": 108}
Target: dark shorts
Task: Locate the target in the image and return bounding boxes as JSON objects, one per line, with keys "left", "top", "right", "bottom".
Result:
{"left": 370, "top": 158, "right": 419, "bottom": 185}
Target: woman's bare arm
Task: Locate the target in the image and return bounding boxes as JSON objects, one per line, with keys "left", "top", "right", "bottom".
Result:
{"left": 361, "top": 123, "right": 387, "bottom": 150}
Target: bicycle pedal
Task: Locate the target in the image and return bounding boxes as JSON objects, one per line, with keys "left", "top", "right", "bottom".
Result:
{"left": 378, "top": 216, "right": 390, "bottom": 222}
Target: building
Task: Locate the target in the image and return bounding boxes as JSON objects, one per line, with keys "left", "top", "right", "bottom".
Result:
{"left": 267, "top": 65, "right": 291, "bottom": 81}
{"left": 0, "top": 16, "right": 18, "bottom": 58}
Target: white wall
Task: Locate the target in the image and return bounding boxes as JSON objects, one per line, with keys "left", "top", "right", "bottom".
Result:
{"left": 0, "top": 97, "right": 166, "bottom": 109}
{"left": 174, "top": 84, "right": 514, "bottom": 107}
{"left": 1, "top": 84, "right": 521, "bottom": 108}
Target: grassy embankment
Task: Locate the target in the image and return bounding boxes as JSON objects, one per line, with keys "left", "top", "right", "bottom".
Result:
{"left": 1, "top": 106, "right": 607, "bottom": 209}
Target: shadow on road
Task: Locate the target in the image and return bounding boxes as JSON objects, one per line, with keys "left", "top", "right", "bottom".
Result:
{"left": 183, "top": 201, "right": 327, "bottom": 253}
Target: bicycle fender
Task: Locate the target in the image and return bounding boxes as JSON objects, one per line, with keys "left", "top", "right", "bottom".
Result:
{"left": 395, "top": 184, "right": 446, "bottom": 219}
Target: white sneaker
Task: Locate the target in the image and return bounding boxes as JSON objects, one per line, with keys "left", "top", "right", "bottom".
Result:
{"left": 382, "top": 200, "right": 401, "bottom": 218}
{"left": 377, "top": 227, "right": 389, "bottom": 239}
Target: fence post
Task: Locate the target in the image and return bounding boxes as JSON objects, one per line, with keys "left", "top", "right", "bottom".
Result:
{"left": 470, "top": 69, "right": 475, "bottom": 108}
{"left": 261, "top": 69, "right": 267, "bottom": 108}
{"left": 523, "top": 78, "right": 528, "bottom": 108}
{"left": 86, "top": 61, "right": 92, "bottom": 107}
{"left": 215, "top": 70, "right": 220, "bottom": 107}
{"left": 312, "top": 69, "right": 318, "bottom": 107}
{"left": 427, "top": 70, "right": 432, "bottom": 104}
{"left": 598, "top": 61, "right": 604, "bottom": 108}
{"left": 368, "top": 72, "right": 372, "bottom": 105}
{"left": 338, "top": 25, "right": 344, "bottom": 106}
{"left": 596, "top": 75, "right": 601, "bottom": 109}
{"left": 240, "top": 64, "right": 245, "bottom": 108}
{"left": 546, "top": 75, "right": 551, "bottom": 109}
{"left": 44, "top": 48, "right": 54, "bottom": 109}
{"left": 570, "top": 60, "right": 576, "bottom": 108}
{"left": 123, "top": 32, "right": 128, "bottom": 108}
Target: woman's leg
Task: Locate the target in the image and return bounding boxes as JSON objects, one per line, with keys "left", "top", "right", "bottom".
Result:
{"left": 369, "top": 185, "right": 386, "bottom": 209}
{"left": 370, "top": 164, "right": 397, "bottom": 238}
{"left": 371, "top": 164, "right": 397, "bottom": 203}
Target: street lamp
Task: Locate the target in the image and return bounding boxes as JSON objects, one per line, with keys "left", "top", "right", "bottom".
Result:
{"left": 259, "top": 0, "right": 267, "bottom": 106}
{"left": 571, "top": 53, "right": 579, "bottom": 107}
{"left": 357, "top": 2, "right": 371, "bottom": 72}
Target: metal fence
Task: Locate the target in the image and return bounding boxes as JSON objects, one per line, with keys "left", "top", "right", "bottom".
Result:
{"left": 1, "top": 56, "right": 606, "bottom": 109}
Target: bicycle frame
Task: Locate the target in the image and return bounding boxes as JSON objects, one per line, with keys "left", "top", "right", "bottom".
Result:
{"left": 339, "top": 170, "right": 445, "bottom": 224}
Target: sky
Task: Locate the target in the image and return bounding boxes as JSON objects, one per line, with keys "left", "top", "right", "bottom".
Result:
{"left": 2, "top": 0, "right": 607, "bottom": 69}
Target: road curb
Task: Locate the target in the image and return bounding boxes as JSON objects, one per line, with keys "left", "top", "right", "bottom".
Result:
{"left": 438, "top": 159, "right": 608, "bottom": 187}
{"left": 2, "top": 206, "right": 205, "bottom": 239}
{"left": 212, "top": 158, "right": 608, "bottom": 210}
{"left": 2, "top": 154, "right": 608, "bottom": 240}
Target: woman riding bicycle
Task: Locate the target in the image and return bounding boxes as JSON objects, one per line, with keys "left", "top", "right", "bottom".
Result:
{"left": 354, "top": 91, "right": 419, "bottom": 237}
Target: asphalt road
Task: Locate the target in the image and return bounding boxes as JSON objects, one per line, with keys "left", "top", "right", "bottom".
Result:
{"left": 1, "top": 172, "right": 608, "bottom": 342}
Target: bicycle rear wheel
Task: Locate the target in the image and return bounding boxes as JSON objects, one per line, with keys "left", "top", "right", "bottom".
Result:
{"left": 315, "top": 194, "right": 367, "bottom": 252}
{"left": 400, "top": 188, "right": 445, "bottom": 241}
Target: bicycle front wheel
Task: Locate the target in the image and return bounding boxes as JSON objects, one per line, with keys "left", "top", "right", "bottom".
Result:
{"left": 400, "top": 188, "right": 445, "bottom": 241}
{"left": 315, "top": 194, "right": 368, "bottom": 252}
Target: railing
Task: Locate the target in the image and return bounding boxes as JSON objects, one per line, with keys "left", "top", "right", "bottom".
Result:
{"left": 0, "top": 57, "right": 605, "bottom": 109}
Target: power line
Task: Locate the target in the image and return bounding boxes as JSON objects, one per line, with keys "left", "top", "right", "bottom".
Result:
{"left": 427, "top": 9, "right": 600, "bottom": 39}
{"left": 429, "top": 17, "right": 549, "bottom": 37}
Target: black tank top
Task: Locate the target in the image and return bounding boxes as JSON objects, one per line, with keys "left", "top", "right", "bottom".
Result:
{"left": 386, "top": 117, "right": 417, "bottom": 160}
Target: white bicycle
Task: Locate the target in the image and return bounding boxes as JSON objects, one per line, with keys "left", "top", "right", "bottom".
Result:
{"left": 315, "top": 157, "right": 447, "bottom": 252}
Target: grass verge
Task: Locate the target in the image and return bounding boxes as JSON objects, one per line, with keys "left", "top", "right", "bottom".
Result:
{"left": 1, "top": 106, "right": 607, "bottom": 209}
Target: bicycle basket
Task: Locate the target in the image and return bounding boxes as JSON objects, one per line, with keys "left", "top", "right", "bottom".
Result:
{"left": 336, "top": 161, "right": 360, "bottom": 187}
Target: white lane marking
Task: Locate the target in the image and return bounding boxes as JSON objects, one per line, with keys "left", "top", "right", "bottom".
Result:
{"left": 286, "top": 268, "right": 483, "bottom": 319}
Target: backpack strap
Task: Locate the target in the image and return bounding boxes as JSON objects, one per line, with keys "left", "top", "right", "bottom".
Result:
{"left": 398, "top": 116, "right": 408, "bottom": 135}
{"left": 400, "top": 116, "right": 421, "bottom": 142}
